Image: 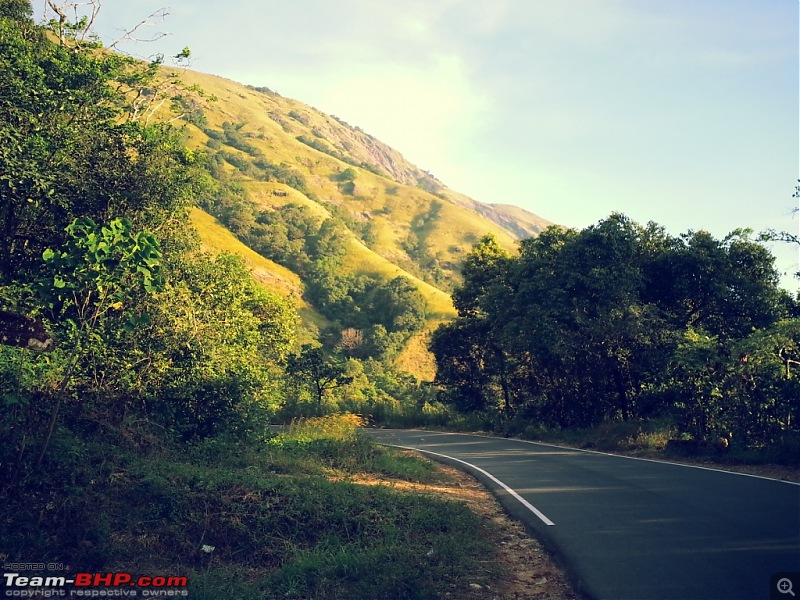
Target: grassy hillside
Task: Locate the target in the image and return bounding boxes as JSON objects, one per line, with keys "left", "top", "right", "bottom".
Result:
{"left": 189, "top": 207, "right": 332, "bottom": 342}
{"left": 173, "top": 67, "right": 546, "bottom": 274}
{"left": 163, "top": 66, "right": 550, "bottom": 377}
{"left": 0, "top": 12, "right": 561, "bottom": 600}
{"left": 191, "top": 207, "right": 302, "bottom": 300}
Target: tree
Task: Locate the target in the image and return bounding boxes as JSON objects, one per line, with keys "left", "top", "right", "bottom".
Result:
{"left": 451, "top": 234, "right": 510, "bottom": 317}
{"left": 5, "top": 216, "right": 165, "bottom": 467}
{"left": 647, "top": 229, "right": 787, "bottom": 340}
{"left": 0, "top": 5, "right": 195, "bottom": 284}
{"left": 432, "top": 214, "right": 792, "bottom": 435}
{"left": 286, "top": 345, "right": 353, "bottom": 408}
{"left": 728, "top": 320, "right": 800, "bottom": 445}
{"left": 482, "top": 216, "right": 664, "bottom": 425}
{"left": 0, "top": 0, "right": 33, "bottom": 21}
{"left": 0, "top": 6, "right": 299, "bottom": 470}
{"left": 669, "top": 328, "right": 727, "bottom": 441}
{"left": 173, "top": 46, "right": 191, "bottom": 67}
{"left": 435, "top": 235, "right": 517, "bottom": 416}
{"left": 306, "top": 218, "right": 348, "bottom": 262}
{"left": 430, "top": 318, "right": 494, "bottom": 413}
{"left": 337, "top": 167, "right": 358, "bottom": 182}
{"left": 368, "top": 276, "right": 427, "bottom": 334}
{"left": 136, "top": 252, "right": 297, "bottom": 440}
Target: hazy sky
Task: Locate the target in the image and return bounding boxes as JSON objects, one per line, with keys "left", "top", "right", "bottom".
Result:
{"left": 38, "top": 1, "right": 799, "bottom": 288}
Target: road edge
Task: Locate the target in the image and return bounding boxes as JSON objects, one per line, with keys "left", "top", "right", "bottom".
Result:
{"left": 379, "top": 440, "right": 597, "bottom": 600}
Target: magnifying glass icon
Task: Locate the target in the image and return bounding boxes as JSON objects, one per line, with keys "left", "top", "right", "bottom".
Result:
{"left": 778, "top": 578, "right": 796, "bottom": 596}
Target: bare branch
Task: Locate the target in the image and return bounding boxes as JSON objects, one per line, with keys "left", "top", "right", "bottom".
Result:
{"left": 44, "top": 0, "right": 102, "bottom": 45}
{"left": 108, "top": 8, "right": 172, "bottom": 51}
{"left": 79, "top": 0, "right": 101, "bottom": 43}
{"left": 45, "top": 0, "right": 67, "bottom": 43}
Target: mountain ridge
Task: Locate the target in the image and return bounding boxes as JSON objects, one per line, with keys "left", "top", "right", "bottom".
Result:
{"left": 179, "top": 69, "right": 550, "bottom": 239}
{"left": 164, "top": 66, "right": 551, "bottom": 376}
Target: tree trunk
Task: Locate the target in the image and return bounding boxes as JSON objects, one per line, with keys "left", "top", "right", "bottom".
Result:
{"left": 613, "top": 364, "right": 630, "bottom": 422}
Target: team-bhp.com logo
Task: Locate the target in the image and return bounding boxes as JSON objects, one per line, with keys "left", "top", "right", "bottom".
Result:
{"left": 3, "top": 571, "right": 189, "bottom": 597}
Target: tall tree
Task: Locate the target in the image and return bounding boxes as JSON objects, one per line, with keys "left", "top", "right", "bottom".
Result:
{"left": 0, "top": 6, "right": 299, "bottom": 473}
{"left": 0, "top": 2, "right": 194, "bottom": 287}
{"left": 432, "top": 235, "right": 519, "bottom": 414}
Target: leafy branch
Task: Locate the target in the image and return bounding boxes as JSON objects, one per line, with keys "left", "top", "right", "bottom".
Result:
{"left": 34, "top": 217, "right": 163, "bottom": 466}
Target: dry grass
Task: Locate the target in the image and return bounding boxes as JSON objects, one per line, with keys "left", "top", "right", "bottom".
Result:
{"left": 190, "top": 208, "right": 302, "bottom": 297}
{"left": 272, "top": 413, "right": 367, "bottom": 444}
{"left": 164, "top": 66, "right": 549, "bottom": 375}
{"left": 170, "top": 66, "right": 532, "bottom": 288}
{"left": 394, "top": 329, "right": 439, "bottom": 381}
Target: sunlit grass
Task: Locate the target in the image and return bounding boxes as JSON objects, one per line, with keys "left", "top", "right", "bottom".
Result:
{"left": 270, "top": 413, "right": 366, "bottom": 445}
{"left": 190, "top": 207, "right": 302, "bottom": 298}
{"left": 3, "top": 421, "right": 492, "bottom": 599}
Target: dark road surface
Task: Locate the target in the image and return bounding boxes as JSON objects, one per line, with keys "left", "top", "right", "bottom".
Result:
{"left": 365, "top": 429, "right": 800, "bottom": 600}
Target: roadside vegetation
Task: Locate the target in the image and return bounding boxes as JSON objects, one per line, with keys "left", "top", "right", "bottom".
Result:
{"left": 2, "top": 412, "right": 500, "bottom": 599}
{"left": 424, "top": 226, "right": 800, "bottom": 466}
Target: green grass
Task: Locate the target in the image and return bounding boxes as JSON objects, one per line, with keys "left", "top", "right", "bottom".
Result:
{"left": 268, "top": 414, "right": 444, "bottom": 483}
{"left": 1, "top": 416, "right": 492, "bottom": 599}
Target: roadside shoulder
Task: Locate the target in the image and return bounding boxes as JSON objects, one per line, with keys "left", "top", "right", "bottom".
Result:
{"left": 356, "top": 451, "right": 581, "bottom": 600}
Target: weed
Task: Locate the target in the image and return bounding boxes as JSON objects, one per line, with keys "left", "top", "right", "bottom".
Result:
{"left": 1, "top": 420, "right": 491, "bottom": 599}
{"left": 269, "top": 413, "right": 365, "bottom": 445}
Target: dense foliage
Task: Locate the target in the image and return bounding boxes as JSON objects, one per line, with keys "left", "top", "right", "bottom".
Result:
{"left": 0, "top": 0, "right": 436, "bottom": 475}
{"left": 3, "top": 3, "right": 796, "bottom": 594}
{"left": 0, "top": 10, "right": 485, "bottom": 597}
{"left": 431, "top": 216, "right": 800, "bottom": 457}
{"left": 0, "top": 6, "right": 554, "bottom": 597}
{"left": 0, "top": 1, "right": 297, "bottom": 479}
{"left": 199, "top": 186, "right": 428, "bottom": 361}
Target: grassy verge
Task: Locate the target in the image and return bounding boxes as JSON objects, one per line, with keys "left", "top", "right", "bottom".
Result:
{"left": 1, "top": 414, "right": 496, "bottom": 599}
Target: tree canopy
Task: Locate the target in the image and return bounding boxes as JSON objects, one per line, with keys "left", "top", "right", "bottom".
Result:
{"left": 0, "top": 4, "right": 298, "bottom": 477}
{"left": 431, "top": 215, "right": 799, "bottom": 449}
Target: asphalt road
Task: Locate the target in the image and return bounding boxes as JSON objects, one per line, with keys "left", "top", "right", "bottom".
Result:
{"left": 365, "top": 429, "right": 800, "bottom": 600}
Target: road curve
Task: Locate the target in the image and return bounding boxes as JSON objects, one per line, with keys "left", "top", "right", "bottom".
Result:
{"left": 365, "top": 428, "right": 800, "bottom": 600}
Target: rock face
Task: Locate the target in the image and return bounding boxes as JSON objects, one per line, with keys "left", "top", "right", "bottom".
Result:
{"left": 445, "top": 195, "right": 552, "bottom": 241}
{"left": 314, "top": 114, "right": 550, "bottom": 241}
{"left": 311, "top": 113, "right": 440, "bottom": 190}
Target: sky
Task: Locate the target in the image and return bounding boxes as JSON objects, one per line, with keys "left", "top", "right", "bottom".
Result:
{"left": 36, "top": 0, "right": 799, "bottom": 290}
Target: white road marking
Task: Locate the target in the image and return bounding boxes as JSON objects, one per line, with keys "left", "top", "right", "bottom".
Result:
{"left": 379, "top": 428, "right": 800, "bottom": 487}
{"left": 505, "top": 437, "right": 800, "bottom": 486}
{"left": 389, "top": 443, "right": 556, "bottom": 527}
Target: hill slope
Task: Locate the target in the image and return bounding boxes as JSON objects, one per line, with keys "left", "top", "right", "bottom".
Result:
{"left": 175, "top": 69, "right": 548, "bottom": 264}
{"left": 165, "top": 67, "right": 550, "bottom": 376}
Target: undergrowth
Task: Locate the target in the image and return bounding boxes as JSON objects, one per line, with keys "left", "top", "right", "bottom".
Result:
{"left": 0, "top": 414, "right": 492, "bottom": 599}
